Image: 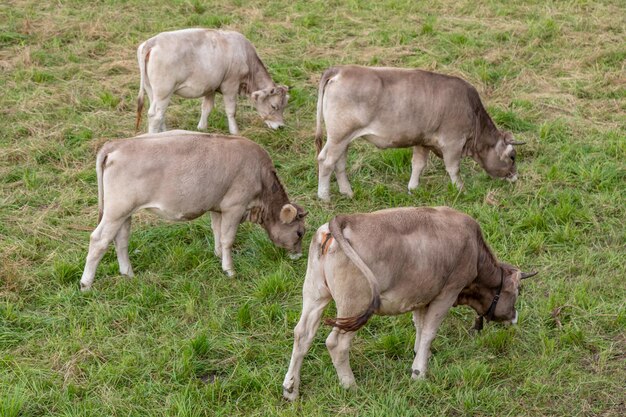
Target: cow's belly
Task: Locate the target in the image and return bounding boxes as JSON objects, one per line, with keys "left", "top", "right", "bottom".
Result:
{"left": 378, "top": 295, "right": 428, "bottom": 315}
{"left": 362, "top": 133, "right": 422, "bottom": 149}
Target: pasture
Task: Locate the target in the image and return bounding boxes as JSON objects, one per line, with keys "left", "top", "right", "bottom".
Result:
{"left": 1, "top": 0, "right": 624, "bottom": 415}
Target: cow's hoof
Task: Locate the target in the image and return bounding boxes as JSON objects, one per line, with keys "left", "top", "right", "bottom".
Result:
{"left": 283, "top": 387, "right": 298, "bottom": 401}
{"left": 339, "top": 377, "right": 356, "bottom": 389}
{"left": 79, "top": 282, "right": 91, "bottom": 292}
{"left": 289, "top": 252, "right": 302, "bottom": 260}
{"left": 411, "top": 369, "right": 425, "bottom": 380}
{"left": 317, "top": 192, "right": 331, "bottom": 203}
{"left": 224, "top": 269, "right": 236, "bottom": 278}
{"left": 339, "top": 190, "right": 354, "bottom": 198}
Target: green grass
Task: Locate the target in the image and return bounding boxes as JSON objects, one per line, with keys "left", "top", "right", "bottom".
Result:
{"left": 1, "top": 0, "right": 625, "bottom": 415}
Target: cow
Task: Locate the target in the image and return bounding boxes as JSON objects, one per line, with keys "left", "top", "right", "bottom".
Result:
{"left": 79, "top": 130, "right": 307, "bottom": 291}
{"left": 283, "top": 207, "right": 536, "bottom": 400}
{"left": 136, "top": 29, "right": 289, "bottom": 135}
{"left": 314, "top": 65, "right": 526, "bottom": 201}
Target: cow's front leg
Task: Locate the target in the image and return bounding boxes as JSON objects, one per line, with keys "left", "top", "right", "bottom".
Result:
{"left": 114, "top": 217, "right": 133, "bottom": 277}
{"left": 218, "top": 209, "right": 244, "bottom": 276}
{"left": 283, "top": 283, "right": 331, "bottom": 401}
{"left": 223, "top": 93, "right": 239, "bottom": 135}
{"left": 408, "top": 146, "right": 429, "bottom": 192}
{"left": 335, "top": 150, "right": 353, "bottom": 198}
{"left": 326, "top": 327, "right": 357, "bottom": 389}
{"left": 197, "top": 92, "right": 215, "bottom": 130}
{"left": 412, "top": 307, "right": 426, "bottom": 354}
{"left": 442, "top": 145, "right": 464, "bottom": 189}
{"left": 209, "top": 211, "right": 222, "bottom": 258}
{"left": 411, "top": 294, "right": 456, "bottom": 379}
{"left": 80, "top": 218, "right": 127, "bottom": 291}
{"left": 317, "top": 141, "right": 349, "bottom": 202}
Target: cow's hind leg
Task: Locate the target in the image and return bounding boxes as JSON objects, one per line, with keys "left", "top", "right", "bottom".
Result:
{"left": 80, "top": 217, "right": 127, "bottom": 291}
{"left": 148, "top": 96, "right": 170, "bottom": 133}
{"left": 197, "top": 92, "right": 215, "bottom": 130}
{"left": 209, "top": 211, "right": 222, "bottom": 258}
{"left": 317, "top": 140, "right": 350, "bottom": 202}
{"left": 335, "top": 150, "right": 353, "bottom": 198}
{"left": 326, "top": 328, "right": 357, "bottom": 389}
{"left": 114, "top": 217, "right": 133, "bottom": 277}
{"left": 408, "top": 146, "right": 429, "bottom": 192}
{"left": 283, "top": 283, "right": 331, "bottom": 401}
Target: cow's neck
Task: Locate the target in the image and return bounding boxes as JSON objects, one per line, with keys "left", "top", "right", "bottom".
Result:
{"left": 477, "top": 253, "right": 504, "bottom": 289}
{"left": 247, "top": 56, "right": 275, "bottom": 94}
{"left": 258, "top": 167, "right": 290, "bottom": 227}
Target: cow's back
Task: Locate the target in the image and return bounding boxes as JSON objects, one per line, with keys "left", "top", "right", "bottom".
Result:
{"left": 100, "top": 132, "right": 267, "bottom": 215}
{"left": 336, "top": 207, "right": 481, "bottom": 312}
{"left": 146, "top": 29, "right": 252, "bottom": 96}
{"left": 322, "top": 66, "right": 477, "bottom": 147}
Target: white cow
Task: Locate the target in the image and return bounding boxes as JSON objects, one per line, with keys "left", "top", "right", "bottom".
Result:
{"left": 136, "top": 29, "right": 289, "bottom": 134}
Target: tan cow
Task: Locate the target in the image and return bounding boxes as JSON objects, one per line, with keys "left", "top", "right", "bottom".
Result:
{"left": 136, "top": 29, "right": 289, "bottom": 134}
{"left": 315, "top": 66, "right": 526, "bottom": 201}
{"left": 80, "top": 130, "right": 306, "bottom": 291}
{"left": 283, "top": 207, "right": 536, "bottom": 400}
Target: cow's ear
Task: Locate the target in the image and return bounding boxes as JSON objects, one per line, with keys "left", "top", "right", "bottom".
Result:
{"left": 251, "top": 90, "right": 266, "bottom": 102}
{"left": 280, "top": 204, "right": 298, "bottom": 224}
{"left": 502, "top": 131, "right": 514, "bottom": 143}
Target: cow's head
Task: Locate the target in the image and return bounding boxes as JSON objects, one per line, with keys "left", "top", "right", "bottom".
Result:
{"left": 476, "top": 131, "right": 522, "bottom": 182}
{"left": 265, "top": 203, "right": 307, "bottom": 258}
{"left": 251, "top": 85, "right": 289, "bottom": 130}
{"left": 455, "top": 266, "right": 537, "bottom": 327}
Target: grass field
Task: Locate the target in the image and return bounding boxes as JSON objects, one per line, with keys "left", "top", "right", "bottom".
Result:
{"left": 1, "top": 0, "right": 625, "bottom": 415}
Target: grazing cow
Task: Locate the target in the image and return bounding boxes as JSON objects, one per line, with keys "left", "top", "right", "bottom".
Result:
{"left": 80, "top": 130, "right": 306, "bottom": 291}
{"left": 283, "top": 207, "right": 536, "bottom": 400}
{"left": 315, "top": 65, "right": 526, "bottom": 201}
{"left": 136, "top": 29, "right": 289, "bottom": 134}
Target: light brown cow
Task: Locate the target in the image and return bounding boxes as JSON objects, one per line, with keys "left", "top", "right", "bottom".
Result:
{"left": 136, "top": 29, "right": 289, "bottom": 134}
{"left": 80, "top": 130, "right": 306, "bottom": 291}
{"left": 283, "top": 207, "right": 536, "bottom": 400}
{"left": 315, "top": 65, "right": 526, "bottom": 201}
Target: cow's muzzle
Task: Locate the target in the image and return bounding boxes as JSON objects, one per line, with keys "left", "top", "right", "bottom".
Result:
{"left": 265, "top": 120, "right": 284, "bottom": 130}
{"left": 506, "top": 173, "right": 518, "bottom": 183}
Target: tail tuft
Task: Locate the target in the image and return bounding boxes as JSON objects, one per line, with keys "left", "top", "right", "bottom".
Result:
{"left": 324, "top": 295, "right": 380, "bottom": 332}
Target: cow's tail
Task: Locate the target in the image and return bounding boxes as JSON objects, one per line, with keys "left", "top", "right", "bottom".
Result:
{"left": 324, "top": 216, "right": 381, "bottom": 332}
{"left": 95, "top": 147, "right": 108, "bottom": 225}
{"left": 315, "top": 67, "right": 338, "bottom": 157}
{"left": 135, "top": 41, "right": 150, "bottom": 133}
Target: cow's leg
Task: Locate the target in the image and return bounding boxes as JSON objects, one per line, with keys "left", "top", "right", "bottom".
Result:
{"left": 408, "top": 146, "right": 429, "bottom": 192}
{"left": 197, "top": 92, "right": 215, "bottom": 130}
{"left": 209, "top": 211, "right": 222, "bottom": 258}
{"left": 80, "top": 217, "right": 127, "bottom": 291}
{"left": 223, "top": 93, "right": 239, "bottom": 135}
{"left": 412, "top": 307, "right": 427, "bottom": 354}
{"left": 113, "top": 217, "right": 133, "bottom": 277}
{"left": 148, "top": 96, "right": 170, "bottom": 133}
{"left": 217, "top": 209, "right": 244, "bottom": 276}
{"left": 283, "top": 279, "right": 331, "bottom": 401}
{"left": 326, "top": 328, "right": 358, "bottom": 389}
{"left": 411, "top": 294, "right": 456, "bottom": 379}
{"left": 317, "top": 141, "right": 349, "bottom": 202}
{"left": 335, "top": 150, "right": 353, "bottom": 198}
{"left": 442, "top": 144, "right": 464, "bottom": 189}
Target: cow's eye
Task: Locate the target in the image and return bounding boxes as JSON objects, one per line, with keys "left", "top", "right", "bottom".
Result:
{"left": 297, "top": 230, "right": 303, "bottom": 238}
{"left": 510, "top": 155, "right": 516, "bottom": 162}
